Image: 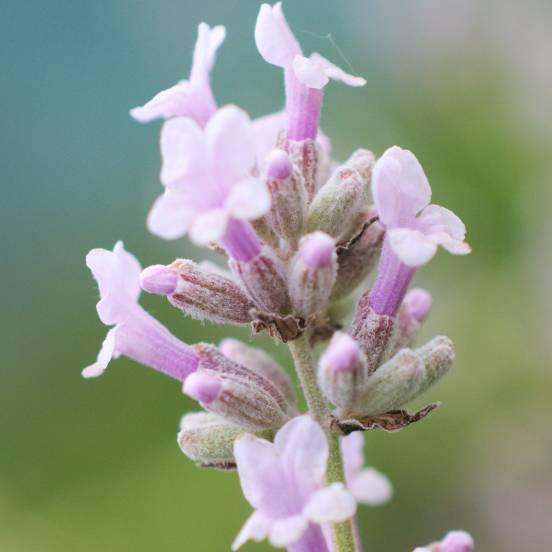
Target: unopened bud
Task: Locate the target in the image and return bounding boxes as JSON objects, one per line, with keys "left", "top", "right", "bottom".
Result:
{"left": 143, "top": 260, "right": 254, "bottom": 326}
{"left": 284, "top": 138, "right": 321, "bottom": 201}
{"left": 318, "top": 332, "right": 368, "bottom": 411}
{"left": 140, "top": 264, "right": 179, "bottom": 295}
{"left": 219, "top": 338, "right": 295, "bottom": 404}
{"left": 304, "top": 168, "right": 368, "bottom": 241}
{"left": 177, "top": 411, "right": 245, "bottom": 469}
{"left": 350, "top": 304, "right": 396, "bottom": 374}
{"left": 264, "top": 149, "right": 307, "bottom": 242}
{"left": 390, "top": 288, "right": 432, "bottom": 354}
{"left": 344, "top": 149, "right": 376, "bottom": 185}
{"left": 229, "top": 250, "right": 291, "bottom": 315}
{"left": 354, "top": 336, "right": 454, "bottom": 415}
{"left": 331, "top": 211, "right": 384, "bottom": 300}
{"left": 289, "top": 232, "right": 337, "bottom": 318}
{"left": 187, "top": 344, "right": 293, "bottom": 431}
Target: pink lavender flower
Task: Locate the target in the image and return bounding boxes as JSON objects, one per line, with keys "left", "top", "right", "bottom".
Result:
{"left": 255, "top": 2, "right": 365, "bottom": 141}
{"left": 148, "top": 105, "right": 269, "bottom": 259}
{"left": 413, "top": 530, "right": 474, "bottom": 552}
{"left": 369, "top": 146, "right": 470, "bottom": 316}
{"left": 130, "top": 23, "right": 225, "bottom": 126}
{"left": 233, "top": 415, "right": 356, "bottom": 550}
{"left": 83, "top": 241, "right": 198, "bottom": 380}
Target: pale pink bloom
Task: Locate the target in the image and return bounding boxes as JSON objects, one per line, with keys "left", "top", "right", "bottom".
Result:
{"left": 255, "top": 3, "right": 365, "bottom": 141}
{"left": 130, "top": 23, "right": 225, "bottom": 127}
{"left": 147, "top": 105, "right": 270, "bottom": 252}
{"left": 233, "top": 415, "right": 356, "bottom": 550}
{"left": 342, "top": 432, "right": 392, "bottom": 506}
{"left": 372, "top": 146, "right": 471, "bottom": 268}
{"left": 83, "top": 242, "right": 198, "bottom": 380}
{"left": 413, "top": 530, "right": 474, "bottom": 552}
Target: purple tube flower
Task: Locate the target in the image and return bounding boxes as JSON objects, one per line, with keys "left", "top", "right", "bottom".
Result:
{"left": 255, "top": 3, "right": 365, "bottom": 142}
{"left": 369, "top": 146, "right": 470, "bottom": 316}
{"left": 233, "top": 415, "right": 356, "bottom": 550}
{"left": 130, "top": 23, "right": 225, "bottom": 126}
{"left": 148, "top": 105, "right": 269, "bottom": 256}
{"left": 83, "top": 242, "right": 198, "bottom": 381}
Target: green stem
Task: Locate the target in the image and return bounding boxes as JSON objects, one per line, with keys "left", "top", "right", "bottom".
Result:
{"left": 288, "top": 334, "right": 355, "bottom": 552}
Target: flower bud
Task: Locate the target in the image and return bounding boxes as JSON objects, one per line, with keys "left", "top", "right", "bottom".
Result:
{"left": 289, "top": 232, "right": 337, "bottom": 318}
{"left": 264, "top": 149, "right": 307, "bottom": 242}
{"left": 186, "top": 344, "right": 293, "bottom": 431}
{"left": 415, "top": 530, "right": 474, "bottom": 552}
{"left": 229, "top": 250, "right": 291, "bottom": 315}
{"left": 284, "top": 138, "right": 321, "bottom": 201}
{"left": 141, "top": 260, "right": 255, "bottom": 326}
{"left": 344, "top": 148, "right": 375, "bottom": 185}
{"left": 353, "top": 336, "right": 454, "bottom": 415}
{"left": 350, "top": 303, "right": 396, "bottom": 374}
{"left": 177, "top": 411, "right": 246, "bottom": 469}
{"left": 331, "top": 211, "right": 384, "bottom": 300}
{"left": 318, "top": 332, "right": 368, "bottom": 411}
{"left": 390, "top": 288, "right": 432, "bottom": 354}
{"left": 304, "top": 167, "right": 368, "bottom": 241}
{"left": 219, "top": 338, "right": 295, "bottom": 404}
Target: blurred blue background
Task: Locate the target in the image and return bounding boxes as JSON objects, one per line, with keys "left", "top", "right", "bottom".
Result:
{"left": 2, "top": 1, "right": 551, "bottom": 550}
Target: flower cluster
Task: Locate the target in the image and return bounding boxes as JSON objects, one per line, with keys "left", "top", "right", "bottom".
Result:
{"left": 84, "top": 3, "right": 473, "bottom": 551}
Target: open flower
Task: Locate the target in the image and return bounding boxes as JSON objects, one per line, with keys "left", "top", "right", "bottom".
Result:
{"left": 130, "top": 23, "right": 225, "bottom": 127}
{"left": 413, "top": 530, "right": 474, "bottom": 552}
{"left": 255, "top": 3, "right": 365, "bottom": 141}
{"left": 233, "top": 415, "right": 356, "bottom": 550}
{"left": 83, "top": 242, "right": 198, "bottom": 380}
{"left": 342, "top": 432, "right": 392, "bottom": 506}
{"left": 372, "top": 146, "right": 471, "bottom": 267}
{"left": 148, "top": 105, "right": 270, "bottom": 246}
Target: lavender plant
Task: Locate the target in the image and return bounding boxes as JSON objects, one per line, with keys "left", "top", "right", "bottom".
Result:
{"left": 84, "top": 4, "right": 474, "bottom": 551}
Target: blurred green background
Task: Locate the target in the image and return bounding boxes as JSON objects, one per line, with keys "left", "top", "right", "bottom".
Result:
{"left": 2, "top": 1, "right": 551, "bottom": 550}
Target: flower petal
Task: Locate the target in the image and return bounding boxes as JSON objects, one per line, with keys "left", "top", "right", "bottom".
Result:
{"left": 372, "top": 147, "right": 431, "bottom": 227}
{"left": 418, "top": 204, "right": 466, "bottom": 240}
{"left": 349, "top": 468, "right": 392, "bottom": 505}
{"left": 252, "top": 110, "right": 287, "bottom": 166}
{"left": 130, "top": 82, "right": 191, "bottom": 123}
{"left": 86, "top": 242, "right": 142, "bottom": 325}
{"left": 82, "top": 326, "right": 118, "bottom": 378}
{"left": 388, "top": 228, "right": 438, "bottom": 267}
{"left": 234, "top": 434, "right": 281, "bottom": 510}
{"left": 292, "top": 55, "right": 329, "bottom": 89}
{"left": 303, "top": 483, "right": 357, "bottom": 523}
{"left": 206, "top": 105, "right": 256, "bottom": 187}
{"left": 160, "top": 117, "right": 208, "bottom": 186}
{"left": 232, "top": 511, "right": 271, "bottom": 550}
{"left": 189, "top": 208, "right": 229, "bottom": 245}
{"left": 341, "top": 432, "right": 365, "bottom": 478}
{"left": 429, "top": 232, "right": 472, "bottom": 256}
{"left": 310, "top": 53, "right": 366, "bottom": 87}
{"left": 226, "top": 177, "right": 271, "bottom": 220}
{"left": 189, "top": 23, "right": 226, "bottom": 85}
{"left": 274, "top": 415, "right": 328, "bottom": 487}
{"left": 147, "top": 189, "right": 194, "bottom": 240}
{"left": 269, "top": 515, "right": 308, "bottom": 547}
{"left": 255, "top": 2, "right": 301, "bottom": 67}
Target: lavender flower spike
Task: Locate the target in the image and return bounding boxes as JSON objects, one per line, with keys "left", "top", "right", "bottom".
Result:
{"left": 369, "top": 146, "right": 470, "bottom": 316}
{"left": 413, "top": 530, "right": 474, "bottom": 552}
{"left": 255, "top": 3, "right": 365, "bottom": 141}
{"left": 148, "top": 105, "right": 270, "bottom": 247}
{"left": 130, "top": 23, "right": 225, "bottom": 126}
{"left": 83, "top": 242, "right": 198, "bottom": 381}
{"left": 233, "top": 415, "right": 356, "bottom": 551}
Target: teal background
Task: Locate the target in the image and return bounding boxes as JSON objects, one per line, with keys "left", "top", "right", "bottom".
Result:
{"left": 2, "top": 1, "right": 551, "bottom": 550}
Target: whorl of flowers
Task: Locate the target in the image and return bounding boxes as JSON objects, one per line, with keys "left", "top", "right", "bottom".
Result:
{"left": 84, "top": 3, "right": 473, "bottom": 551}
